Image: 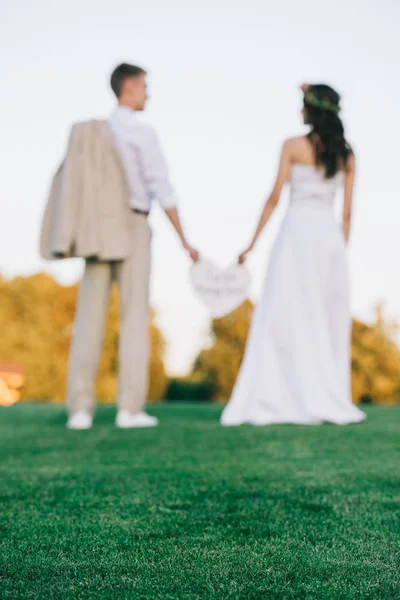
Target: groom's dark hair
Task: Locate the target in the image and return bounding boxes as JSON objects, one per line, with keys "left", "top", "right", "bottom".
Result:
{"left": 110, "top": 63, "right": 147, "bottom": 98}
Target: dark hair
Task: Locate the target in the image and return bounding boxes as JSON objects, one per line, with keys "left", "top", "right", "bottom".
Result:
{"left": 110, "top": 63, "right": 147, "bottom": 98}
{"left": 304, "top": 84, "right": 352, "bottom": 178}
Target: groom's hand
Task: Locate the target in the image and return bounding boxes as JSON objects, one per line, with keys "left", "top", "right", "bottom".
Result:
{"left": 183, "top": 241, "right": 200, "bottom": 262}
{"left": 164, "top": 207, "right": 199, "bottom": 262}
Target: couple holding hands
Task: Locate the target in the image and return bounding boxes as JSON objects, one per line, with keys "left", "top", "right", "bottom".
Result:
{"left": 41, "top": 62, "right": 365, "bottom": 430}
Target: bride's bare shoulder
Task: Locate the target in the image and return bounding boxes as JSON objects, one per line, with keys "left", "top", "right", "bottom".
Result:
{"left": 282, "top": 136, "right": 308, "bottom": 151}
{"left": 284, "top": 135, "right": 309, "bottom": 147}
{"left": 281, "top": 136, "right": 309, "bottom": 160}
{"left": 282, "top": 136, "right": 314, "bottom": 164}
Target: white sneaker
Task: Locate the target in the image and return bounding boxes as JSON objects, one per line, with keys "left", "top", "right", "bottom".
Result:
{"left": 115, "top": 410, "right": 159, "bottom": 429}
{"left": 67, "top": 412, "right": 93, "bottom": 430}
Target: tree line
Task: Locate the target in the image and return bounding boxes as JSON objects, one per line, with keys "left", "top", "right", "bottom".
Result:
{"left": 0, "top": 274, "right": 399, "bottom": 405}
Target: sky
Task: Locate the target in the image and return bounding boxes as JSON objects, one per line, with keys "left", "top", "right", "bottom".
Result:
{"left": 1, "top": 0, "right": 399, "bottom": 374}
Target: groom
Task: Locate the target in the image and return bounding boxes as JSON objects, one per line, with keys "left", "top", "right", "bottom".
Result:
{"left": 41, "top": 63, "right": 198, "bottom": 429}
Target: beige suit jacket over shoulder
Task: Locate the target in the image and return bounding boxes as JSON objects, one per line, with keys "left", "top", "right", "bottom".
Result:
{"left": 40, "top": 120, "right": 135, "bottom": 261}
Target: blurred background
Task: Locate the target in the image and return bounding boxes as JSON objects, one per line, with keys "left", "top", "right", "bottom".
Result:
{"left": 0, "top": 0, "right": 399, "bottom": 406}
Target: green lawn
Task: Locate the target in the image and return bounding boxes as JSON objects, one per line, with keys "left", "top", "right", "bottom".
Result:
{"left": 0, "top": 403, "right": 399, "bottom": 599}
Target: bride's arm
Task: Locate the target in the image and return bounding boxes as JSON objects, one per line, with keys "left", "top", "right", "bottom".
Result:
{"left": 238, "top": 140, "right": 291, "bottom": 263}
{"left": 343, "top": 152, "right": 355, "bottom": 242}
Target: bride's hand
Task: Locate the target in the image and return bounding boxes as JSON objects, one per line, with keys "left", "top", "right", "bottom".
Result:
{"left": 238, "top": 244, "right": 254, "bottom": 264}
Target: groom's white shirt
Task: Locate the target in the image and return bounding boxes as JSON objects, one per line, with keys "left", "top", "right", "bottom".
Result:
{"left": 108, "top": 105, "right": 178, "bottom": 212}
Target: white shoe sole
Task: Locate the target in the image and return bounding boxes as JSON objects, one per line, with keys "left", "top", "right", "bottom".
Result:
{"left": 115, "top": 421, "right": 159, "bottom": 429}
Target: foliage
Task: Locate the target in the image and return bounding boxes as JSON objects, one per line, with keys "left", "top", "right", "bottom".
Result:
{"left": 193, "top": 300, "right": 400, "bottom": 404}
{"left": 351, "top": 307, "right": 400, "bottom": 405}
{"left": 193, "top": 299, "right": 253, "bottom": 401}
{"left": 166, "top": 373, "right": 215, "bottom": 402}
{"left": 0, "top": 273, "right": 168, "bottom": 402}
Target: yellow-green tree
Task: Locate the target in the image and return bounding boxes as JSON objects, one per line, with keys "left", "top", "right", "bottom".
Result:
{"left": 193, "top": 301, "right": 400, "bottom": 405}
{"left": 0, "top": 273, "right": 168, "bottom": 402}
{"left": 193, "top": 300, "right": 254, "bottom": 401}
{"left": 351, "top": 308, "right": 400, "bottom": 405}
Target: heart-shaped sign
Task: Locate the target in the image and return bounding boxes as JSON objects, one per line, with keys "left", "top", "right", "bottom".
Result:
{"left": 190, "top": 260, "right": 251, "bottom": 318}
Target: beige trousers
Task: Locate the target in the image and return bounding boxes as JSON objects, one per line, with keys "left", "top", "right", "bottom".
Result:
{"left": 67, "top": 214, "right": 151, "bottom": 415}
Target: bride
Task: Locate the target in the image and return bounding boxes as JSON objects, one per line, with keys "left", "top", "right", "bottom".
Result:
{"left": 221, "top": 84, "right": 366, "bottom": 426}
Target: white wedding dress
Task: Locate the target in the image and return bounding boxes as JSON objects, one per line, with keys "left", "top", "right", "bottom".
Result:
{"left": 221, "top": 164, "right": 366, "bottom": 426}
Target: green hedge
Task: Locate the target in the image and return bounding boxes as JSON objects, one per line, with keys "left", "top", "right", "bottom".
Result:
{"left": 165, "top": 376, "right": 215, "bottom": 402}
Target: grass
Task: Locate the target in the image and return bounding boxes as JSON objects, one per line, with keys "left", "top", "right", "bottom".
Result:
{"left": 0, "top": 403, "right": 399, "bottom": 599}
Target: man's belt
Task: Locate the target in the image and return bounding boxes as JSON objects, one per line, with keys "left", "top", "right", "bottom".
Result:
{"left": 132, "top": 208, "right": 150, "bottom": 217}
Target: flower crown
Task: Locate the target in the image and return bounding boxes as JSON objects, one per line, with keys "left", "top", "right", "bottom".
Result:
{"left": 300, "top": 83, "right": 340, "bottom": 114}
